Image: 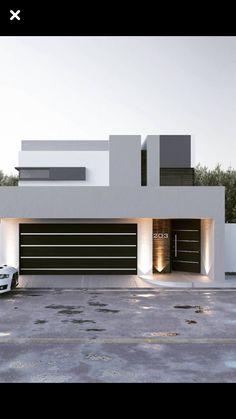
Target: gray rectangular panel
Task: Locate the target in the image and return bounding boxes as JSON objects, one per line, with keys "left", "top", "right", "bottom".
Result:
{"left": 160, "top": 135, "right": 191, "bottom": 168}
{"left": 50, "top": 167, "right": 86, "bottom": 180}
{"left": 19, "top": 169, "right": 50, "bottom": 179}
{"left": 16, "top": 167, "right": 86, "bottom": 181}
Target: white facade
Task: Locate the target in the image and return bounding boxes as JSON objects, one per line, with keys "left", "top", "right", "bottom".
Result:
{"left": 0, "top": 136, "right": 226, "bottom": 285}
{"left": 18, "top": 150, "right": 109, "bottom": 186}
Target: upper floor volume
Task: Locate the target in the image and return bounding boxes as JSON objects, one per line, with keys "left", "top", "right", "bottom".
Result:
{"left": 15, "top": 135, "right": 194, "bottom": 187}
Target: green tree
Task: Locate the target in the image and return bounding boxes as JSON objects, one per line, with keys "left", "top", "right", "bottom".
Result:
{"left": 195, "top": 164, "right": 236, "bottom": 223}
{"left": 0, "top": 170, "right": 18, "bottom": 186}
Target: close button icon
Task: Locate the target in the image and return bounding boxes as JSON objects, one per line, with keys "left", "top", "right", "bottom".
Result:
{"left": 10, "top": 10, "right": 21, "bottom": 21}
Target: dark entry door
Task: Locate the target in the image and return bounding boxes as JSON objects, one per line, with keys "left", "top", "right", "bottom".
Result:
{"left": 171, "top": 219, "right": 200, "bottom": 273}
{"left": 19, "top": 223, "right": 137, "bottom": 275}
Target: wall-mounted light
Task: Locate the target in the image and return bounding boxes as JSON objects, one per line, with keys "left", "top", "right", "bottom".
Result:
{"left": 155, "top": 260, "right": 166, "bottom": 273}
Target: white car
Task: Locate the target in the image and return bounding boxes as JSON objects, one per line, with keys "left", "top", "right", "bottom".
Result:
{"left": 0, "top": 265, "right": 19, "bottom": 294}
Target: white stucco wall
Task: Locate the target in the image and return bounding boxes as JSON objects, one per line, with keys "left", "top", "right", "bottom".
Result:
{"left": 18, "top": 151, "right": 109, "bottom": 186}
{"left": 225, "top": 224, "right": 236, "bottom": 272}
{"left": 137, "top": 219, "right": 153, "bottom": 275}
{"left": 0, "top": 222, "right": 2, "bottom": 265}
{"left": 0, "top": 219, "right": 19, "bottom": 268}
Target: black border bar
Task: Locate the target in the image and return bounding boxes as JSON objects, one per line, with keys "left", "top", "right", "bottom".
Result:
{"left": 0, "top": 5, "right": 235, "bottom": 36}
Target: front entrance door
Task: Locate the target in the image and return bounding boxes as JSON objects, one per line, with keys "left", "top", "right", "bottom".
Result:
{"left": 171, "top": 219, "right": 201, "bottom": 273}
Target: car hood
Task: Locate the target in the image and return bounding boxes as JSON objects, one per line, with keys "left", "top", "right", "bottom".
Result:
{"left": 0, "top": 266, "right": 17, "bottom": 275}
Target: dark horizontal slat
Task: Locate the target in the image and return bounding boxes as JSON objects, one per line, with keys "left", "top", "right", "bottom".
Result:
{"left": 172, "top": 252, "right": 200, "bottom": 262}
{"left": 172, "top": 262, "right": 200, "bottom": 273}
{"left": 20, "top": 235, "right": 137, "bottom": 246}
{"left": 172, "top": 219, "right": 200, "bottom": 230}
{"left": 20, "top": 258, "right": 137, "bottom": 269}
{"left": 19, "top": 269, "right": 137, "bottom": 275}
{"left": 173, "top": 242, "right": 200, "bottom": 252}
{"left": 160, "top": 168, "right": 194, "bottom": 186}
{"left": 171, "top": 231, "right": 200, "bottom": 241}
{"left": 20, "top": 246, "right": 137, "bottom": 257}
{"left": 20, "top": 223, "right": 137, "bottom": 233}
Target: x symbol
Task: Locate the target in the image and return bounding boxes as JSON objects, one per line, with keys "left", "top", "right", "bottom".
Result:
{"left": 10, "top": 10, "right": 21, "bottom": 21}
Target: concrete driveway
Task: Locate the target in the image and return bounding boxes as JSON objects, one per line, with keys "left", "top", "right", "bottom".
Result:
{"left": 1, "top": 288, "right": 236, "bottom": 382}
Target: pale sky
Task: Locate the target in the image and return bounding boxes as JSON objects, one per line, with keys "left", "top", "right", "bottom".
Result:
{"left": 0, "top": 36, "right": 235, "bottom": 174}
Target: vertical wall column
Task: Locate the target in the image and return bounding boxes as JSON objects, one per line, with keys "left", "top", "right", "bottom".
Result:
{"left": 214, "top": 218, "right": 225, "bottom": 282}
{"left": 201, "top": 218, "right": 225, "bottom": 282}
{"left": 146, "top": 135, "right": 160, "bottom": 186}
{"left": 225, "top": 224, "right": 236, "bottom": 273}
{"left": 109, "top": 135, "right": 141, "bottom": 186}
{"left": 0, "top": 220, "right": 3, "bottom": 265}
{"left": 0, "top": 219, "right": 19, "bottom": 268}
{"left": 201, "top": 219, "right": 214, "bottom": 278}
{"left": 137, "top": 218, "right": 153, "bottom": 275}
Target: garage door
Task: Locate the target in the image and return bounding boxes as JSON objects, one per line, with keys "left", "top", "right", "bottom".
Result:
{"left": 19, "top": 223, "right": 137, "bottom": 275}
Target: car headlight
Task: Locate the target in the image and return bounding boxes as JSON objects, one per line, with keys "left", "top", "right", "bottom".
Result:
{"left": 0, "top": 274, "right": 9, "bottom": 279}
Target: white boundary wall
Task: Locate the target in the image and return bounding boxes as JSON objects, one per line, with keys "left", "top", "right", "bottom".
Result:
{"left": 225, "top": 224, "right": 236, "bottom": 272}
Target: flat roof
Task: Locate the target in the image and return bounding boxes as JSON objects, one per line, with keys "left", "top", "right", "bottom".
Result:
{"left": 21, "top": 140, "right": 109, "bottom": 151}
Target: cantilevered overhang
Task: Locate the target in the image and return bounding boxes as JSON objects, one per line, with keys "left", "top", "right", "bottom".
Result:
{"left": 15, "top": 167, "right": 86, "bottom": 181}
{"left": 0, "top": 186, "right": 224, "bottom": 220}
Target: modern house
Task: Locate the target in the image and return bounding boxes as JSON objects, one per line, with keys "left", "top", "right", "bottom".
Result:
{"left": 0, "top": 135, "right": 225, "bottom": 286}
